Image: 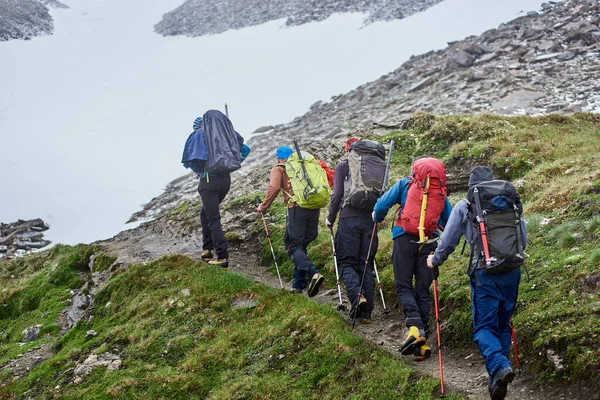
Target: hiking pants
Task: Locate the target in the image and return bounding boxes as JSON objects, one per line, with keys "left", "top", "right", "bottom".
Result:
{"left": 284, "top": 206, "right": 320, "bottom": 290}
{"left": 199, "top": 173, "right": 231, "bottom": 259}
{"left": 393, "top": 234, "right": 437, "bottom": 334}
{"left": 471, "top": 268, "right": 521, "bottom": 378}
{"left": 336, "top": 215, "right": 377, "bottom": 313}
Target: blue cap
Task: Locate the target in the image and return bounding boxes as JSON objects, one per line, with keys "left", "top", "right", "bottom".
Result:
{"left": 193, "top": 117, "right": 203, "bottom": 130}
{"left": 276, "top": 146, "right": 293, "bottom": 160}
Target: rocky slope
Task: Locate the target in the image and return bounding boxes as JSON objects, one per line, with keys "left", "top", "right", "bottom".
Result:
{"left": 155, "top": 0, "right": 443, "bottom": 37}
{"left": 0, "top": 218, "right": 51, "bottom": 259}
{"left": 0, "top": 0, "right": 67, "bottom": 42}
{"left": 243, "top": 0, "right": 600, "bottom": 165}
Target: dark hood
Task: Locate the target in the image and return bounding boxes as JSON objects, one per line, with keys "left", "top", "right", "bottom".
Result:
{"left": 468, "top": 166, "right": 494, "bottom": 187}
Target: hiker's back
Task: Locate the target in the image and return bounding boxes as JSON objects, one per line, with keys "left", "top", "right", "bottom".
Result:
{"left": 203, "top": 109, "right": 243, "bottom": 174}
{"left": 467, "top": 179, "right": 525, "bottom": 275}
{"left": 286, "top": 151, "right": 331, "bottom": 209}
{"left": 343, "top": 140, "right": 386, "bottom": 211}
{"left": 397, "top": 158, "right": 448, "bottom": 238}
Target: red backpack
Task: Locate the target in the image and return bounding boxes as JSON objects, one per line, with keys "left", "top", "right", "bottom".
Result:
{"left": 397, "top": 158, "right": 447, "bottom": 239}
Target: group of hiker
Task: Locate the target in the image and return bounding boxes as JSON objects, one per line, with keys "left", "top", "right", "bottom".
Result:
{"left": 182, "top": 109, "right": 527, "bottom": 400}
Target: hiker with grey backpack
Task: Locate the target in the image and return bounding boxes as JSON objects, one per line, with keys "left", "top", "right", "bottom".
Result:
{"left": 427, "top": 166, "right": 527, "bottom": 400}
{"left": 326, "top": 138, "right": 388, "bottom": 324}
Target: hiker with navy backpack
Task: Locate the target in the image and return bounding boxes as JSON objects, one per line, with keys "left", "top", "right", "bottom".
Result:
{"left": 181, "top": 110, "right": 250, "bottom": 270}
{"left": 373, "top": 157, "right": 452, "bottom": 361}
{"left": 326, "top": 138, "right": 387, "bottom": 324}
{"left": 256, "top": 142, "right": 331, "bottom": 296}
{"left": 427, "top": 166, "right": 527, "bottom": 400}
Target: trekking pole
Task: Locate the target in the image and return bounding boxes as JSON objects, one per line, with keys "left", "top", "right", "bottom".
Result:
{"left": 473, "top": 187, "right": 493, "bottom": 266}
{"left": 372, "top": 260, "right": 389, "bottom": 314}
{"left": 510, "top": 317, "right": 522, "bottom": 374}
{"left": 225, "top": 103, "right": 229, "bottom": 118}
{"left": 329, "top": 226, "right": 347, "bottom": 311}
{"left": 433, "top": 267, "right": 446, "bottom": 397}
{"left": 292, "top": 138, "right": 316, "bottom": 200}
{"left": 354, "top": 139, "right": 395, "bottom": 328}
{"left": 354, "top": 223, "right": 378, "bottom": 329}
{"left": 253, "top": 196, "right": 284, "bottom": 289}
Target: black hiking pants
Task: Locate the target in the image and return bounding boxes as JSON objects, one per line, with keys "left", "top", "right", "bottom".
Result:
{"left": 284, "top": 206, "right": 320, "bottom": 290}
{"left": 199, "top": 173, "right": 231, "bottom": 259}
{"left": 336, "top": 215, "right": 377, "bottom": 314}
{"left": 393, "top": 234, "right": 438, "bottom": 334}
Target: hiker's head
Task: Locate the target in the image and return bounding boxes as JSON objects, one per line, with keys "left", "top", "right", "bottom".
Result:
{"left": 468, "top": 166, "right": 494, "bottom": 187}
{"left": 193, "top": 117, "right": 203, "bottom": 130}
{"left": 345, "top": 137, "right": 360, "bottom": 152}
{"left": 275, "top": 146, "right": 293, "bottom": 163}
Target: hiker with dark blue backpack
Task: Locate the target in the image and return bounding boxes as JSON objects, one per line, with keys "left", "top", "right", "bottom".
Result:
{"left": 427, "top": 166, "right": 527, "bottom": 400}
{"left": 182, "top": 110, "right": 250, "bottom": 270}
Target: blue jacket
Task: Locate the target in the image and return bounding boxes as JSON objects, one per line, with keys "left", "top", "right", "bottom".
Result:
{"left": 373, "top": 177, "right": 452, "bottom": 240}
{"left": 430, "top": 198, "right": 527, "bottom": 268}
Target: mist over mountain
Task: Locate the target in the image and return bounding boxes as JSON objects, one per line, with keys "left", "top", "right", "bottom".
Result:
{"left": 155, "top": 0, "right": 443, "bottom": 37}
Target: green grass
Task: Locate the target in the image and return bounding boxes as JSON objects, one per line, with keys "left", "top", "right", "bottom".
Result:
{"left": 255, "top": 113, "right": 600, "bottom": 382}
{"left": 1, "top": 254, "right": 452, "bottom": 399}
{"left": 0, "top": 245, "right": 93, "bottom": 368}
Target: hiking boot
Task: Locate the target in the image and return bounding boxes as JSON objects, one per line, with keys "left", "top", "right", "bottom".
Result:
{"left": 489, "top": 366, "right": 515, "bottom": 400}
{"left": 209, "top": 258, "right": 229, "bottom": 270}
{"left": 290, "top": 288, "right": 303, "bottom": 294}
{"left": 400, "top": 326, "right": 426, "bottom": 356}
{"left": 350, "top": 296, "right": 367, "bottom": 319}
{"left": 413, "top": 342, "right": 431, "bottom": 361}
{"left": 306, "top": 273, "right": 324, "bottom": 297}
{"left": 201, "top": 250, "right": 214, "bottom": 262}
{"left": 360, "top": 310, "right": 372, "bottom": 325}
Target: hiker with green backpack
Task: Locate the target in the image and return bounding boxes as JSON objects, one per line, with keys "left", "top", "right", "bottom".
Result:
{"left": 427, "top": 166, "right": 527, "bottom": 400}
{"left": 373, "top": 157, "right": 452, "bottom": 361}
{"left": 256, "top": 143, "right": 331, "bottom": 296}
{"left": 326, "top": 138, "right": 387, "bottom": 324}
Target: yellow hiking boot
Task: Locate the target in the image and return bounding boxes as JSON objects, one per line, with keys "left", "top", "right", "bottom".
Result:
{"left": 209, "top": 258, "right": 229, "bottom": 270}
{"left": 201, "top": 250, "right": 214, "bottom": 262}
{"left": 400, "top": 326, "right": 426, "bottom": 356}
{"left": 413, "top": 342, "right": 432, "bottom": 361}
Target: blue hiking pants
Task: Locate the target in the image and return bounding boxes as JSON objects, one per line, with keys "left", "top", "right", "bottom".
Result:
{"left": 470, "top": 268, "right": 521, "bottom": 378}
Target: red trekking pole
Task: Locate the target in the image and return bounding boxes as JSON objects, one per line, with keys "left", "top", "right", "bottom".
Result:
{"left": 510, "top": 318, "right": 521, "bottom": 373}
{"left": 433, "top": 267, "right": 445, "bottom": 397}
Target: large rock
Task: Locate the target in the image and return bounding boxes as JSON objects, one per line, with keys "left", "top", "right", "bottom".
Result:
{"left": 21, "top": 324, "right": 43, "bottom": 342}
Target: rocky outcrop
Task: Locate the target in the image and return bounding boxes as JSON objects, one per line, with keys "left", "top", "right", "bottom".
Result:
{"left": 0, "top": 0, "right": 68, "bottom": 42}
{"left": 0, "top": 218, "right": 51, "bottom": 259}
{"left": 243, "top": 0, "right": 600, "bottom": 166}
{"left": 155, "top": 0, "right": 443, "bottom": 37}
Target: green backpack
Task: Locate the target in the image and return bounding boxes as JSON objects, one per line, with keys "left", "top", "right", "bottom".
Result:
{"left": 284, "top": 151, "right": 331, "bottom": 209}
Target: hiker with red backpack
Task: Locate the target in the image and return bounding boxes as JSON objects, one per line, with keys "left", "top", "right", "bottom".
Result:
{"left": 256, "top": 143, "right": 331, "bottom": 296}
{"left": 372, "top": 157, "right": 452, "bottom": 361}
{"left": 427, "top": 166, "right": 527, "bottom": 400}
{"left": 326, "top": 138, "right": 387, "bottom": 324}
{"left": 182, "top": 110, "right": 251, "bottom": 270}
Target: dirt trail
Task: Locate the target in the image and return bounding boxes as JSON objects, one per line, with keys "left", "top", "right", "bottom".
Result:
{"left": 99, "top": 222, "right": 595, "bottom": 400}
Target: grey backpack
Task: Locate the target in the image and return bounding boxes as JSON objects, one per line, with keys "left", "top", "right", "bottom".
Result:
{"left": 343, "top": 140, "right": 386, "bottom": 210}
